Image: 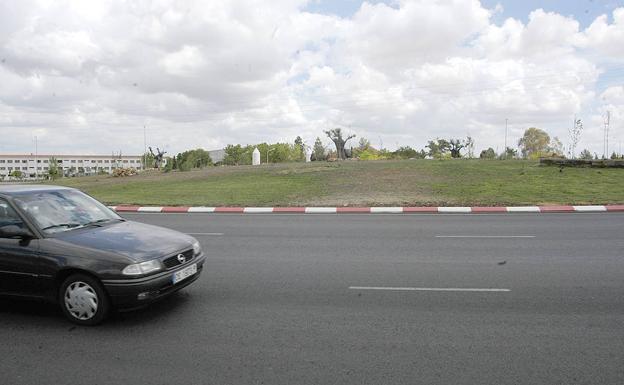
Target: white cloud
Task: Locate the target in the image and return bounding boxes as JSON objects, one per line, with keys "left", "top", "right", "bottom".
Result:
{"left": 0, "top": 0, "right": 622, "bottom": 156}
{"left": 578, "top": 8, "right": 624, "bottom": 59}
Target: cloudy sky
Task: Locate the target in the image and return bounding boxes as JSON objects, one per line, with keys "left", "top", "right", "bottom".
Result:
{"left": 0, "top": 0, "right": 623, "bottom": 156}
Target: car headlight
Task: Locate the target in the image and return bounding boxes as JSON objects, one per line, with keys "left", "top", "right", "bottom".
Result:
{"left": 192, "top": 241, "right": 202, "bottom": 256}
{"left": 122, "top": 259, "right": 162, "bottom": 275}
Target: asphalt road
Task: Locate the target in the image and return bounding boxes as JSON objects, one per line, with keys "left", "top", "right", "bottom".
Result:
{"left": 2, "top": 213, "right": 624, "bottom": 385}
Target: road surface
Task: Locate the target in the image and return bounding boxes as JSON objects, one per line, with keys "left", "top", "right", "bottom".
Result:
{"left": 2, "top": 213, "right": 623, "bottom": 384}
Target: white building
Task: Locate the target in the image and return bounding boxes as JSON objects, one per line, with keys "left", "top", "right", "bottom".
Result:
{"left": 0, "top": 154, "right": 145, "bottom": 180}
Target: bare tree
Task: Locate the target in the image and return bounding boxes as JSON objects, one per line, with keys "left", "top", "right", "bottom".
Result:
{"left": 324, "top": 128, "right": 355, "bottom": 160}
{"left": 149, "top": 147, "right": 167, "bottom": 169}
{"left": 568, "top": 117, "right": 583, "bottom": 159}
{"left": 449, "top": 138, "right": 465, "bottom": 158}
{"left": 465, "top": 136, "right": 475, "bottom": 158}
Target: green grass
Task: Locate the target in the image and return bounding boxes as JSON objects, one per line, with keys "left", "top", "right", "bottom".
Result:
{"left": 48, "top": 160, "right": 624, "bottom": 206}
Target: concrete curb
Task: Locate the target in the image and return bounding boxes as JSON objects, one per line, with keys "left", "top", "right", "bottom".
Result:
{"left": 109, "top": 205, "right": 624, "bottom": 214}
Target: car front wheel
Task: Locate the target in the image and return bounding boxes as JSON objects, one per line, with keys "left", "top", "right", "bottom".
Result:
{"left": 59, "top": 274, "right": 110, "bottom": 325}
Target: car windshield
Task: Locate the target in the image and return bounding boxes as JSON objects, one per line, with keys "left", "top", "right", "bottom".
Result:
{"left": 13, "top": 190, "right": 121, "bottom": 234}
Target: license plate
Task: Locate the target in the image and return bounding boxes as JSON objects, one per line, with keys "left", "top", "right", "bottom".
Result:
{"left": 172, "top": 263, "right": 197, "bottom": 284}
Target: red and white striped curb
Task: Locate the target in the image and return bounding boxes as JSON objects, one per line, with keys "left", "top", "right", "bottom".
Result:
{"left": 108, "top": 205, "right": 624, "bottom": 214}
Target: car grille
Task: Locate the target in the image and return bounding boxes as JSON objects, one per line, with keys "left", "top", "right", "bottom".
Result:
{"left": 163, "top": 249, "right": 194, "bottom": 269}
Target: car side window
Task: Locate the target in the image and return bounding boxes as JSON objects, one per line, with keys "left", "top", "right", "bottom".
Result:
{"left": 0, "top": 199, "right": 26, "bottom": 236}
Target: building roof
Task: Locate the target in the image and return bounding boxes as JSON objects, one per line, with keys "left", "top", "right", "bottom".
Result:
{"left": 0, "top": 154, "right": 141, "bottom": 158}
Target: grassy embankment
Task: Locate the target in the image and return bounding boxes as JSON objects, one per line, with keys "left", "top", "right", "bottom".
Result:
{"left": 50, "top": 159, "right": 624, "bottom": 206}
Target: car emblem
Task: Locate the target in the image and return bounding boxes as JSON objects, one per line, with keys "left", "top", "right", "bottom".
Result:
{"left": 177, "top": 254, "right": 186, "bottom": 264}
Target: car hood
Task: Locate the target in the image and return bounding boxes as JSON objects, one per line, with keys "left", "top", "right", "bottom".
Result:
{"left": 54, "top": 220, "right": 196, "bottom": 262}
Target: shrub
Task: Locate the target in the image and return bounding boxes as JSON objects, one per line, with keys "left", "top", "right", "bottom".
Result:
{"left": 112, "top": 168, "right": 137, "bottom": 177}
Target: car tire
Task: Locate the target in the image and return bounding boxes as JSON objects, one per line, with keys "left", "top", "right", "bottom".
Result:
{"left": 59, "top": 274, "right": 110, "bottom": 326}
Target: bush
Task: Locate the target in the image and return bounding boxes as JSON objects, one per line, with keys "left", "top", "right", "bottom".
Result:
{"left": 112, "top": 168, "right": 137, "bottom": 177}
{"left": 358, "top": 149, "right": 382, "bottom": 160}
{"left": 479, "top": 148, "right": 497, "bottom": 159}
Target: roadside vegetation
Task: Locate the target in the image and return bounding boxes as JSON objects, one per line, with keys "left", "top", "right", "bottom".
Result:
{"left": 52, "top": 159, "right": 623, "bottom": 207}
{"left": 29, "top": 125, "right": 622, "bottom": 206}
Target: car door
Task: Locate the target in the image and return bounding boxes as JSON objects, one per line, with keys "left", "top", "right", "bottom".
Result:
{"left": 0, "top": 198, "right": 43, "bottom": 297}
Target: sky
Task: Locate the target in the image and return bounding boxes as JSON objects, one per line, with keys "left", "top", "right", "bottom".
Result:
{"left": 0, "top": 0, "right": 623, "bottom": 157}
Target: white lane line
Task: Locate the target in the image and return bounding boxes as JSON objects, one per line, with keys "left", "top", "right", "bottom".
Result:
{"left": 186, "top": 232, "right": 224, "bottom": 236}
{"left": 349, "top": 286, "right": 510, "bottom": 292}
{"left": 438, "top": 207, "right": 471, "bottom": 213}
{"left": 435, "top": 235, "right": 535, "bottom": 238}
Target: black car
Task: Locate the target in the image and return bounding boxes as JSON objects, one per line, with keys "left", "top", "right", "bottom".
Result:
{"left": 0, "top": 185, "right": 205, "bottom": 325}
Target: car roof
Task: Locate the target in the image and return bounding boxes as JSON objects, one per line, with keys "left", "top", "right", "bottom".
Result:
{"left": 0, "top": 184, "right": 75, "bottom": 195}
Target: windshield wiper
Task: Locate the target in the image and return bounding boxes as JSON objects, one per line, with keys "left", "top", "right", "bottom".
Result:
{"left": 81, "top": 219, "right": 111, "bottom": 228}
{"left": 41, "top": 223, "right": 82, "bottom": 231}
{"left": 82, "top": 218, "right": 125, "bottom": 228}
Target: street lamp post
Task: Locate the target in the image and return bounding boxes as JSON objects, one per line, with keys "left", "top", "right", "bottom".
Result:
{"left": 34, "top": 136, "right": 38, "bottom": 180}
{"left": 504, "top": 118, "right": 508, "bottom": 159}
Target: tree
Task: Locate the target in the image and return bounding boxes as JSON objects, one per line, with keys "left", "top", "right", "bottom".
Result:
{"left": 269, "top": 143, "right": 294, "bottom": 163}
{"left": 324, "top": 128, "right": 355, "bottom": 160}
{"left": 426, "top": 139, "right": 451, "bottom": 159}
{"left": 148, "top": 147, "right": 167, "bottom": 169}
{"left": 312, "top": 137, "right": 326, "bottom": 161}
{"left": 223, "top": 144, "right": 246, "bottom": 166}
{"left": 294, "top": 136, "right": 305, "bottom": 161}
{"left": 176, "top": 149, "right": 212, "bottom": 170}
{"left": 568, "top": 118, "right": 583, "bottom": 159}
{"left": 500, "top": 147, "right": 518, "bottom": 159}
{"left": 163, "top": 157, "right": 174, "bottom": 172}
{"left": 549, "top": 136, "right": 564, "bottom": 157}
{"left": 142, "top": 152, "right": 155, "bottom": 170}
{"left": 480, "top": 148, "right": 497, "bottom": 159}
{"left": 393, "top": 146, "right": 418, "bottom": 159}
{"left": 357, "top": 137, "right": 371, "bottom": 151}
{"left": 10, "top": 170, "right": 23, "bottom": 179}
{"left": 449, "top": 139, "right": 465, "bottom": 158}
{"left": 465, "top": 136, "right": 475, "bottom": 158}
{"left": 48, "top": 157, "right": 60, "bottom": 180}
{"left": 518, "top": 127, "right": 550, "bottom": 159}
{"left": 579, "top": 149, "right": 593, "bottom": 160}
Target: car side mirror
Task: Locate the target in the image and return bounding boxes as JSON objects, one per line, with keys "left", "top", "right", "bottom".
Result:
{"left": 0, "top": 225, "right": 34, "bottom": 239}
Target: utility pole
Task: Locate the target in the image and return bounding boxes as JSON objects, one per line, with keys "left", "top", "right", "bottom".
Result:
{"left": 34, "top": 135, "right": 38, "bottom": 180}
{"left": 143, "top": 125, "right": 147, "bottom": 171}
{"left": 504, "top": 118, "right": 508, "bottom": 159}
{"left": 603, "top": 111, "right": 610, "bottom": 159}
